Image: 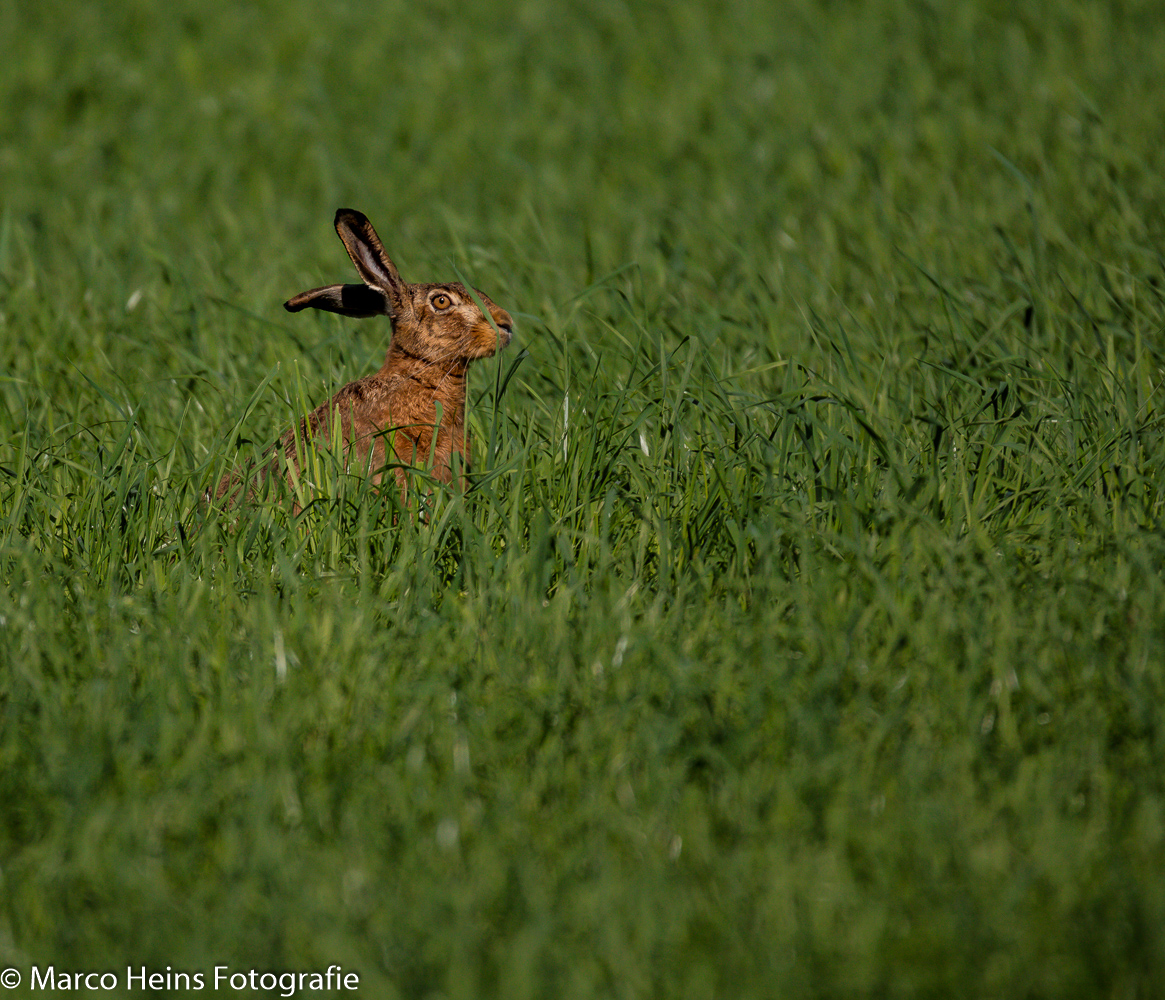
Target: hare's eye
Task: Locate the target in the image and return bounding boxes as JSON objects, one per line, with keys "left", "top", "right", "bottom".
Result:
{"left": 431, "top": 293, "right": 452, "bottom": 310}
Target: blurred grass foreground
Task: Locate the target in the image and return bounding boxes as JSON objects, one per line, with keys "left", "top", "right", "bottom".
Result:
{"left": 2, "top": 0, "right": 1165, "bottom": 996}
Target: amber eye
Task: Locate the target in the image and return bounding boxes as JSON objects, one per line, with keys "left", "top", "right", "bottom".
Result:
{"left": 431, "top": 292, "right": 452, "bottom": 310}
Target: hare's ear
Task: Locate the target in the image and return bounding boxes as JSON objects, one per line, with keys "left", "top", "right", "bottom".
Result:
{"left": 334, "top": 208, "right": 406, "bottom": 311}
{"left": 284, "top": 283, "right": 387, "bottom": 316}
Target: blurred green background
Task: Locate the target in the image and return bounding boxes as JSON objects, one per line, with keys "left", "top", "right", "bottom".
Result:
{"left": 2, "top": 0, "right": 1165, "bottom": 996}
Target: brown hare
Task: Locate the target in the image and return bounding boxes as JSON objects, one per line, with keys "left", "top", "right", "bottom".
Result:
{"left": 215, "top": 208, "right": 513, "bottom": 509}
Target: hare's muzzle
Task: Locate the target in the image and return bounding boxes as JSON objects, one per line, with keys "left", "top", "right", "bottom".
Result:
{"left": 489, "top": 306, "right": 514, "bottom": 349}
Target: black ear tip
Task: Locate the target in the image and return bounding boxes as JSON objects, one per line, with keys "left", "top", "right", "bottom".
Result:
{"left": 334, "top": 207, "right": 367, "bottom": 226}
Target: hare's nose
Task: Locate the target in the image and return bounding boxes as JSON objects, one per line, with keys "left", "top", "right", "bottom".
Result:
{"left": 490, "top": 307, "right": 514, "bottom": 336}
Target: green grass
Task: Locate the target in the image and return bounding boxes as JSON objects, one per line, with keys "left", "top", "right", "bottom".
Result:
{"left": 3, "top": 0, "right": 1165, "bottom": 996}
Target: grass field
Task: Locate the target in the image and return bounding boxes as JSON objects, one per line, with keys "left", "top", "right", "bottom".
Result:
{"left": 3, "top": 0, "right": 1165, "bottom": 996}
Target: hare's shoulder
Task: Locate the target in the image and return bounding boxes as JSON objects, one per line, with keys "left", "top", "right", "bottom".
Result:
{"left": 317, "top": 368, "right": 419, "bottom": 437}
{"left": 315, "top": 367, "right": 398, "bottom": 410}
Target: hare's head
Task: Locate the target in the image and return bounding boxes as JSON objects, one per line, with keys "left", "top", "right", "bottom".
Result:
{"left": 284, "top": 209, "right": 513, "bottom": 363}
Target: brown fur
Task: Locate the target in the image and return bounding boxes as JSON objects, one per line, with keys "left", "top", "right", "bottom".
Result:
{"left": 215, "top": 209, "right": 512, "bottom": 509}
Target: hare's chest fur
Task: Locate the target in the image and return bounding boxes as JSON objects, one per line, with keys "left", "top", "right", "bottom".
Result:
{"left": 284, "top": 364, "right": 469, "bottom": 484}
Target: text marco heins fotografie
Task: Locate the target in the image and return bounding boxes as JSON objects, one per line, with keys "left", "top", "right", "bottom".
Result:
{"left": 29, "top": 965, "right": 360, "bottom": 992}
